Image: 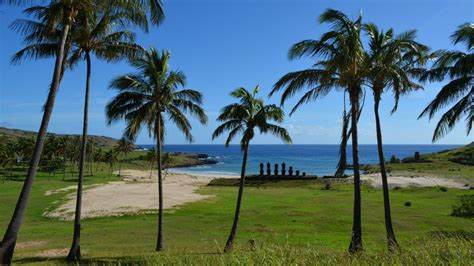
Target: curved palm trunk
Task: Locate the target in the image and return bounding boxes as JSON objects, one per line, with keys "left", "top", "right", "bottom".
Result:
{"left": 156, "top": 118, "right": 165, "bottom": 251}
{"left": 224, "top": 143, "right": 249, "bottom": 253}
{"left": 374, "top": 94, "right": 399, "bottom": 251}
{"left": 348, "top": 89, "right": 363, "bottom": 253}
{"left": 336, "top": 91, "right": 365, "bottom": 177}
{"left": 118, "top": 160, "right": 122, "bottom": 176}
{"left": 0, "top": 16, "right": 72, "bottom": 265}
{"left": 335, "top": 110, "right": 350, "bottom": 177}
{"left": 67, "top": 52, "right": 92, "bottom": 262}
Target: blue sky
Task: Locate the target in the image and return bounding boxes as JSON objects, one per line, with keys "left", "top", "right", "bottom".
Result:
{"left": 0, "top": 0, "right": 472, "bottom": 145}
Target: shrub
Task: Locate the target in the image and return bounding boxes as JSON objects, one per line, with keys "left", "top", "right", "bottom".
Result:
{"left": 439, "top": 186, "right": 448, "bottom": 192}
{"left": 389, "top": 155, "right": 400, "bottom": 164}
{"left": 451, "top": 195, "right": 474, "bottom": 218}
{"left": 404, "top": 201, "right": 412, "bottom": 207}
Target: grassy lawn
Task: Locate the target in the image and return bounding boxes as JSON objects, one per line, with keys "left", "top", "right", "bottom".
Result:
{"left": 0, "top": 166, "right": 472, "bottom": 264}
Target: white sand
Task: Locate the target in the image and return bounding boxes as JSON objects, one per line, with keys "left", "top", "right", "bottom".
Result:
{"left": 44, "top": 170, "right": 225, "bottom": 221}
{"left": 360, "top": 173, "right": 469, "bottom": 189}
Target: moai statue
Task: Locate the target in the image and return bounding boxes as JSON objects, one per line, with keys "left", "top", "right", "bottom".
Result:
{"left": 266, "top": 162, "right": 271, "bottom": 176}
{"left": 259, "top": 163, "right": 264, "bottom": 176}
{"left": 289, "top": 166, "right": 294, "bottom": 176}
{"left": 281, "top": 162, "right": 286, "bottom": 176}
{"left": 302, "top": 172, "right": 306, "bottom": 177}
{"left": 274, "top": 163, "right": 279, "bottom": 176}
{"left": 295, "top": 170, "right": 300, "bottom": 177}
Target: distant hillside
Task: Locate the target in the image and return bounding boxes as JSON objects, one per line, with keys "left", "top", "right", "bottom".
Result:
{"left": 362, "top": 142, "right": 474, "bottom": 179}
{"left": 0, "top": 127, "right": 120, "bottom": 148}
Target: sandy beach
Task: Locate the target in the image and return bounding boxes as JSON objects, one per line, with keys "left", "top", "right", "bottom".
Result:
{"left": 44, "top": 170, "right": 228, "bottom": 221}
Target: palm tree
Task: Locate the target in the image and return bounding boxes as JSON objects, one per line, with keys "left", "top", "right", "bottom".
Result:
{"left": 0, "top": 2, "right": 85, "bottom": 262}
{"left": 57, "top": 136, "right": 70, "bottom": 181}
{"left": 93, "top": 147, "right": 103, "bottom": 173}
{"left": 213, "top": 86, "right": 292, "bottom": 253}
{"left": 364, "top": 23, "right": 429, "bottom": 250}
{"left": 104, "top": 149, "right": 117, "bottom": 178}
{"left": 418, "top": 23, "right": 473, "bottom": 141}
{"left": 0, "top": 1, "right": 162, "bottom": 261}
{"left": 115, "top": 137, "right": 135, "bottom": 177}
{"left": 146, "top": 147, "right": 157, "bottom": 179}
{"left": 64, "top": 7, "right": 144, "bottom": 260}
{"left": 106, "top": 48, "right": 207, "bottom": 251}
{"left": 271, "top": 9, "right": 367, "bottom": 252}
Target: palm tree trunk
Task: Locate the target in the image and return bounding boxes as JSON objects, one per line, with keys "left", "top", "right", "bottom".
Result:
{"left": 335, "top": 110, "right": 350, "bottom": 177}
{"left": 149, "top": 161, "right": 153, "bottom": 179}
{"left": 67, "top": 52, "right": 91, "bottom": 262}
{"left": 224, "top": 143, "right": 249, "bottom": 253}
{"left": 63, "top": 151, "right": 67, "bottom": 181}
{"left": 156, "top": 118, "right": 165, "bottom": 251}
{"left": 348, "top": 89, "right": 363, "bottom": 253}
{"left": 374, "top": 95, "right": 399, "bottom": 251}
{"left": 0, "top": 14, "right": 72, "bottom": 264}
{"left": 118, "top": 161, "right": 122, "bottom": 176}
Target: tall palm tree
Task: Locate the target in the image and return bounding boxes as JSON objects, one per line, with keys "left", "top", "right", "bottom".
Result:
{"left": 1, "top": 1, "right": 163, "bottom": 262}
{"left": 213, "top": 86, "right": 292, "bottom": 253}
{"left": 115, "top": 137, "right": 135, "bottom": 177}
{"left": 364, "top": 23, "right": 429, "bottom": 250}
{"left": 106, "top": 48, "right": 207, "bottom": 251}
{"left": 271, "top": 9, "right": 367, "bottom": 252}
{"left": 64, "top": 6, "right": 144, "bottom": 261}
{"left": 419, "top": 23, "right": 473, "bottom": 141}
{"left": 0, "top": 2, "right": 85, "bottom": 263}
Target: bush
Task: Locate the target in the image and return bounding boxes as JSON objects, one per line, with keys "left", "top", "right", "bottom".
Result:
{"left": 439, "top": 186, "right": 448, "bottom": 192}
{"left": 404, "top": 201, "right": 412, "bottom": 207}
{"left": 389, "top": 155, "right": 400, "bottom": 164}
{"left": 451, "top": 195, "right": 474, "bottom": 218}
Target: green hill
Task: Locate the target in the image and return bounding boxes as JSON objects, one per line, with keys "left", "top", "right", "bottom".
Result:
{"left": 362, "top": 143, "right": 474, "bottom": 180}
{"left": 0, "top": 127, "right": 119, "bottom": 148}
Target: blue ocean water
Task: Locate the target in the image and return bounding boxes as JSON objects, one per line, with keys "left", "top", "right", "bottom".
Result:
{"left": 139, "top": 144, "right": 461, "bottom": 176}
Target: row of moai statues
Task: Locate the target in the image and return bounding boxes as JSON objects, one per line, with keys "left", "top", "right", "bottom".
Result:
{"left": 259, "top": 162, "right": 305, "bottom": 177}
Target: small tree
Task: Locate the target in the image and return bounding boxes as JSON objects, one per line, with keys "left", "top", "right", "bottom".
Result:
{"left": 212, "top": 86, "right": 292, "bottom": 252}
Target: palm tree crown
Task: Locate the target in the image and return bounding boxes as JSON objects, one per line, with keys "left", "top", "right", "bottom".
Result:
{"left": 418, "top": 23, "right": 473, "bottom": 141}
{"left": 364, "top": 23, "right": 429, "bottom": 110}
{"left": 106, "top": 48, "right": 208, "bottom": 141}
{"left": 212, "top": 86, "right": 292, "bottom": 148}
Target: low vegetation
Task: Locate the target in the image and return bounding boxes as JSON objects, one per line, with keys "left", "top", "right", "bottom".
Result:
{"left": 362, "top": 143, "right": 474, "bottom": 180}
{"left": 451, "top": 195, "right": 474, "bottom": 218}
{"left": 0, "top": 168, "right": 472, "bottom": 264}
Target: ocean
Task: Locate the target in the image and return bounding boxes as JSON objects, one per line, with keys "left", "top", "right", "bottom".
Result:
{"left": 138, "top": 144, "right": 461, "bottom": 176}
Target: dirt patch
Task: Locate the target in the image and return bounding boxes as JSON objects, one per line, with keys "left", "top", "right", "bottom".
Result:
{"left": 45, "top": 171, "right": 228, "bottom": 221}
{"left": 33, "top": 248, "right": 69, "bottom": 258}
{"left": 360, "top": 173, "right": 468, "bottom": 189}
{"left": 16, "top": 240, "right": 47, "bottom": 250}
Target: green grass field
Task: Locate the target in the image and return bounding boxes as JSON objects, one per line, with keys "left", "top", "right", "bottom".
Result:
{"left": 0, "top": 163, "right": 473, "bottom": 264}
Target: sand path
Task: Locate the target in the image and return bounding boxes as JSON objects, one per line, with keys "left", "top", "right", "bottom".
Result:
{"left": 45, "top": 170, "right": 221, "bottom": 221}
{"left": 360, "top": 173, "right": 469, "bottom": 189}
